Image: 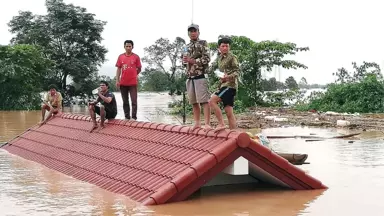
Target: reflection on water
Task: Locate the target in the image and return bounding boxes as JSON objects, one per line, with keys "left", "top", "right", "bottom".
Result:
{"left": 1, "top": 93, "right": 384, "bottom": 215}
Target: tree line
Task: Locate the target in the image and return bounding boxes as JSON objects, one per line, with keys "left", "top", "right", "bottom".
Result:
{"left": 1, "top": 0, "right": 383, "bottom": 114}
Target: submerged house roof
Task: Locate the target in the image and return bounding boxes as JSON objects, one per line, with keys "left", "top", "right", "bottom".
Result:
{"left": 1, "top": 113, "right": 326, "bottom": 205}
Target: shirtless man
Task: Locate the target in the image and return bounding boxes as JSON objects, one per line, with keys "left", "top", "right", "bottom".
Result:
{"left": 39, "top": 84, "right": 62, "bottom": 126}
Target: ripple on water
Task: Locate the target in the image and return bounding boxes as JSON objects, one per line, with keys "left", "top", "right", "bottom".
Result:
{"left": 3, "top": 100, "right": 384, "bottom": 215}
{"left": 0, "top": 151, "right": 145, "bottom": 216}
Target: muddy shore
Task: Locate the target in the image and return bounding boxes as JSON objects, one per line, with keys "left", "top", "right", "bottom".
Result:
{"left": 207, "top": 107, "right": 384, "bottom": 131}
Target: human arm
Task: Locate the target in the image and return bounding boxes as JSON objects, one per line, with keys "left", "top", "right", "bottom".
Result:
{"left": 186, "top": 41, "right": 210, "bottom": 68}
{"left": 115, "top": 55, "right": 122, "bottom": 87}
{"left": 208, "top": 59, "right": 218, "bottom": 74}
{"left": 97, "top": 91, "right": 113, "bottom": 104}
{"left": 221, "top": 56, "right": 240, "bottom": 82}
{"left": 43, "top": 93, "right": 54, "bottom": 108}
{"left": 43, "top": 93, "right": 50, "bottom": 105}
{"left": 56, "top": 93, "right": 63, "bottom": 110}
{"left": 136, "top": 55, "right": 142, "bottom": 74}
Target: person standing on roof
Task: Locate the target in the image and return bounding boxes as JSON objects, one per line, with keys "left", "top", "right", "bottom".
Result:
{"left": 115, "top": 40, "right": 142, "bottom": 121}
{"left": 39, "top": 84, "right": 62, "bottom": 126}
{"left": 88, "top": 81, "right": 117, "bottom": 132}
{"left": 182, "top": 24, "right": 211, "bottom": 131}
{"left": 209, "top": 37, "right": 240, "bottom": 132}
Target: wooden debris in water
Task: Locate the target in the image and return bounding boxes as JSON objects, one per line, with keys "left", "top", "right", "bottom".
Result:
{"left": 267, "top": 132, "right": 361, "bottom": 140}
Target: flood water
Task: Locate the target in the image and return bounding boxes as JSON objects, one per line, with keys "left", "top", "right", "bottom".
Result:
{"left": 1, "top": 92, "right": 384, "bottom": 216}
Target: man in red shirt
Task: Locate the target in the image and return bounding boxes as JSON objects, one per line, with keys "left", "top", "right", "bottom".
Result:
{"left": 115, "top": 40, "right": 142, "bottom": 120}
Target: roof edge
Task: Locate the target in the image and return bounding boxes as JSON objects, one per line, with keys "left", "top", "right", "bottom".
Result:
{"left": 142, "top": 139, "right": 238, "bottom": 205}
{"left": 166, "top": 148, "right": 245, "bottom": 203}
{"left": 246, "top": 139, "right": 327, "bottom": 189}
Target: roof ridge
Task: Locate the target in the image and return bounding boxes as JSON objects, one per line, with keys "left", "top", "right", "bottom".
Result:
{"left": 57, "top": 113, "right": 244, "bottom": 140}
{"left": 46, "top": 122, "right": 221, "bottom": 153}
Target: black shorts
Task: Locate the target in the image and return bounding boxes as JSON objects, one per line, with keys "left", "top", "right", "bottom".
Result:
{"left": 215, "top": 87, "right": 236, "bottom": 107}
{"left": 95, "top": 105, "right": 117, "bottom": 120}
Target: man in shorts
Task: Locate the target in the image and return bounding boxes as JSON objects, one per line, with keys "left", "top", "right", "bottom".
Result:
{"left": 39, "top": 84, "right": 62, "bottom": 126}
{"left": 88, "top": 81, "right": 117, "bottom": 132}
{"left": 209, "top": 37, "right": 240, "bottom": 132}
{"left": 182, "top": 24, "right": 211, "bottom": 131}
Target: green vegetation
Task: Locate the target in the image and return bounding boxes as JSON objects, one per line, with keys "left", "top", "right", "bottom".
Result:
{"left": 159, "top": 35, "right": 317, "bottom": 114}
{"left": 2, "top": 0, "right": 383, "bottom": 115}
{"left": 0, "top": 44, "right": 52, "bottom": 110}
{"left": 296, "top": 62, "right": 384, "bottom": 113}
{"left": 5, "top": 0, "right": 108, "bottom": 107}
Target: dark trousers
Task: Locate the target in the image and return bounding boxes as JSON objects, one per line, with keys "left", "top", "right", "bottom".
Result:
{"left": 120, "top": 85, "right": 138, "bottom": 120}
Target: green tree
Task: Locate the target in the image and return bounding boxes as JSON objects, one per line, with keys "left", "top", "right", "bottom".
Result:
{"left": 261, "top": 77, "right": 278, "bottom": 91}
{"left": 298, "top": 77, "right": 308, "bottom": 88}
{"left": 0, "top": 44, "right": 52, "bottom": 110}
{"left": 8, "top": 0, "right": 107, "bottom": 95}
{"left": 297, "top": 61, "right": 384, "bottom": 113}
{"left": 298, "top": 74, "right": 384, "bottom": 113}
{"left": 142, "top": 37, "right": 186, "bottom": 95}
{"left": 285, "top": 76, "right": 299, "bottom": 89}
{"left": 139, "top": 69, "right": 171, "bottom": 92}
{"left": 209, "top": 36, "right": 309, "bottom": 107}
{"left": 333, "top": 61, "right": 382, "bottom": 83}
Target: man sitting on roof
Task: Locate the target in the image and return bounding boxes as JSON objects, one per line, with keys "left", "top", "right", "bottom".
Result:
{"left": 88, "top": 81, "right": 117, "bottom": 132}
{"left": 39, "top": 84, "right": 63, "bottom": 126}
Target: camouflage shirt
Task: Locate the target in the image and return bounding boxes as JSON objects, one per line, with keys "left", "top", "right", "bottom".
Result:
{"left": 218, "top": 52, "right": 240, "bottom": 90}
{"left": 184, "top": 39, "right": 210, "bottom": 77}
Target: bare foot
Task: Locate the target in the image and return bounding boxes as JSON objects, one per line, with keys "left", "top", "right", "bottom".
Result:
{"left": 213, "top": 125, "right": 227, "bottom": 133}
{"left": 203, "top": 125, "right": 212, "bottom": 131}
{"left": 95, "top": 125, "right": 105, "bottom": 132}
{"left": 38, "top": 121, "right": 45, "bottom": 127}
{"left": 89, "top": 124, "right": 98, "bottom": 133}
{"left": 189, "top": 124, "right": 201, "bottom": 133}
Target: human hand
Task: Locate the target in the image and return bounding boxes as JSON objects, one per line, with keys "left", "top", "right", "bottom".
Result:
{"left": 182, "top": 55, "right": 188, "bottom": 63}
{"left": 184, "top": 56, "right": 195, "bottom": 64}
{"left": 116, "top": 82, "right": 120, "bottom": 89}
{"left": 220, "top": 74, "right": 228, "bottom": 83}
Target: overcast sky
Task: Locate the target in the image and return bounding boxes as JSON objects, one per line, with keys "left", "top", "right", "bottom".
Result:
{"left": 1, "top": 0, "right": 383, "bottom": 84}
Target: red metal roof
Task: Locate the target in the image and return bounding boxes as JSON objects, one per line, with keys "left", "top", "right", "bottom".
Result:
{"left": 1, "top": 113, "right": 326, "bottom": 205}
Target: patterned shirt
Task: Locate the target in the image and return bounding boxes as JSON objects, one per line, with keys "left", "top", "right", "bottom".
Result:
{"left": 184, "top": 39, "right": 210, "bottom": 77}
{"left": 218, "top": 52, "right": 240, "bottom": 90}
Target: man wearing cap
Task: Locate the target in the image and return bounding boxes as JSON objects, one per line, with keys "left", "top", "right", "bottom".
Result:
{"left": 39, "top": 84, "right": 63, "bottom": 126}
{"left": 182, "top": 24, "right": 211, "bottom": 131}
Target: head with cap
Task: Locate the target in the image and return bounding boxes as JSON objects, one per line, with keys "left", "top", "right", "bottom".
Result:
{"left": 187, "top": 24, "right": 200, "bottom": 41}
{"left": 218, "top": 36, "right": 232, "bottom": 55}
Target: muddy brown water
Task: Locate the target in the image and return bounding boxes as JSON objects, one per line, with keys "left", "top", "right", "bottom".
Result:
{"left": 1, "top": 92, "right": 384, "bottom": 216}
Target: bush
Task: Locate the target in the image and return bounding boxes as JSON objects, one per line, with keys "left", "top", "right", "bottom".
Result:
{"left": 296, "top": 75, "right": 384, "bottom": 113}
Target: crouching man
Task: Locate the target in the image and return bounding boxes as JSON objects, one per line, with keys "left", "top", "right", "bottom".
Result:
{"left": 88, "top": 81, "right": 117, "bottom": 132}
{"left": 39, "top": 84, "right": 62, "bottom": 126}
